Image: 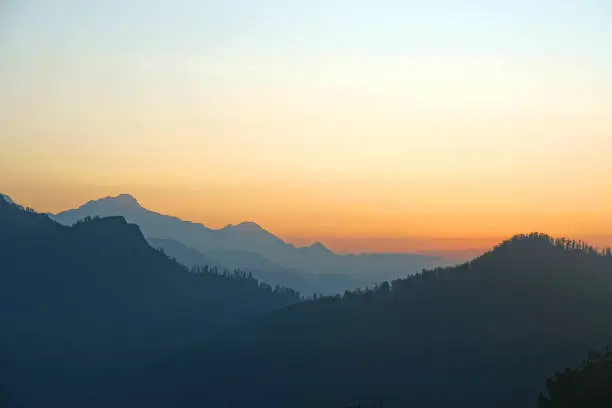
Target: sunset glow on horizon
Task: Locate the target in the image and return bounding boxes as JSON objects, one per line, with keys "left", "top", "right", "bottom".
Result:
{"left": 1, "top": 1, "right": 611, "bottom": 253}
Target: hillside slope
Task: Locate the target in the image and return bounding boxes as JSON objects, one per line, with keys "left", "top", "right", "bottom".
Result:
{"left": 121, "top": 234, "right": 612, "bottom": 408}
{"left": 0, "top": 195, "right": 299, "bottom": 407}
{"left": 148, "top": 237, "right": 369, "bottom": 295}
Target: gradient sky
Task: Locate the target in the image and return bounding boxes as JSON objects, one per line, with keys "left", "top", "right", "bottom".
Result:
{"left": 1, "top": 0, "right": 611, "bottom": 252}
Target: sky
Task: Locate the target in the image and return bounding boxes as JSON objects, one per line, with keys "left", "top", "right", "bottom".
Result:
{"left": 1, "top": 0, "right": 611, "bottom": 253}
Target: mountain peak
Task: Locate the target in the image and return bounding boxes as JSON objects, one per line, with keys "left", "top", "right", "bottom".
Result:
{"left": 71, "top": 215, "right": 149, "bottom": 248}
{"left": 301, "top": 241, "right": 333, "bottom": 254}
{"left": 110, "top": 193, "right": 140, "bottom": 205}
{"left": 0, "top": 194, "right": 14, "bottom": 205}
{"left": 309, "top": 241, "right": 327, "bottom": 249}
{"left": 233, "top": 221, "right": 265, "bottom": 233}
{"left": 91, "top": 193, "right": 141, "bottom": 208}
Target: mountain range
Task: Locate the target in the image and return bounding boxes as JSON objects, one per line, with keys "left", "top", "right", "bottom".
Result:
{"left": 3, "top": 192, "right": 612, "bottom": 407}
{"left": 52, "top": 194, "right": 445, "bottom": 294}
{"left": 114, "top": 233, "right": 612, "bottom": 408}
{"left": 147, "top": 237, "right": 335, "bottom": 295}
{"left": 0, "top": 194, "right": 299, "bottom": 407}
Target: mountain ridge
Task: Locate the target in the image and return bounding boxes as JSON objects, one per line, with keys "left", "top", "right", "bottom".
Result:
{"left": 120, "top": 233, "right": 612, "bottom": 408}
{"left": 0, "top": 196, "right": 300, "bottom": 407}
{"left": 51, "top": 194, "right": 445, "bottom": 291}
{"left": 148, "top": 237, "right": 373, "bottom": 295}
{"left": 0, "top": 194, "right": 14, "bottom": 205}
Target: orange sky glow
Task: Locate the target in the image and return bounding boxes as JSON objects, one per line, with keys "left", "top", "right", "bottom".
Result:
{"left": 1, "top": 2, "right": 611, "bottom": 254}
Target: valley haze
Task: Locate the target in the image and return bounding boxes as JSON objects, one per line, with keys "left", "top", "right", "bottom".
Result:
{"left": 51, "top": 193, "right": 447, "bottom": 294}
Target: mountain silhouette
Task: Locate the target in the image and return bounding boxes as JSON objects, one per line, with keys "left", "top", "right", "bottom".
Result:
{"left": 537, "top": 347, "right": 612, "bottom": 407}
{"left": 52, "top": 194, "right": 444, "bottom": 291}
{"left": 115, "top": 233, "right": 612, "bottom": 408}
{"left": 148, "top": 238, "right": 370, "bottom": 295}
{"left": 147, "top": 237, "right": 223, "bottom": 268}
{"left": 0, "top": 196, "right": 299, "bottom": 407}
{"left": 0, "top": 194, "right": 15, "bottom": 206}
{"left": 226, "top": 221, "right": 268, "bottom": 233}
{"left": 5, "top": 191, "right": 612, "bottom": 408}
{"left": 299, "top": 241, "right": 335, "bottom": 256}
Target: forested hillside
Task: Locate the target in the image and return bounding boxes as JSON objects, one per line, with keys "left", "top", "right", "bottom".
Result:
{"left": 118, "top": 233, "right": 612, "bottom": 408}
{"left": 4, "top": 192, "right": 612, "bottom": 408}
{"left": 0, "top": 196, "right": 299, "bottom": 407}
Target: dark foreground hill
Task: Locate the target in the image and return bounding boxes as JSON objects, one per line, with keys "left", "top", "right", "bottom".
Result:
{"left": 111, "top": 233, "right": 612, "bottom": 408}
{"left": 4, "top": 191, "right": 612, "bottom": 408}
{"left": 537, "top": 347, "right": 612, "bottom": 407}
{"left": 0, "top": 195, "right": 299, "bottom": 407}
